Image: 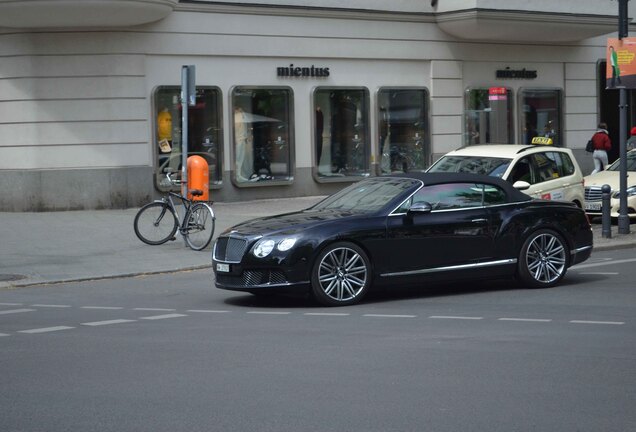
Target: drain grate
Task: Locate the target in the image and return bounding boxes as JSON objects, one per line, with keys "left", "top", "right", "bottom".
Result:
{"left": 0, "top": 274, "right": 27, "bottom": 282}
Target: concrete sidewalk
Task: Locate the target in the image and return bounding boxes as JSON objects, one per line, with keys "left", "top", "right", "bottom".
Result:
{"left": 1, "top": 196, "right": 635, "bottom": 289}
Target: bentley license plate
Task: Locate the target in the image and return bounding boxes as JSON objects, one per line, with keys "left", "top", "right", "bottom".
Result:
{"left": 216, "top": 263, "right": 230, "bottom": 273}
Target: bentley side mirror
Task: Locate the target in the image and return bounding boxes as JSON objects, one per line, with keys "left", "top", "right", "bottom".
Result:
{"left": 408, "top": 201, "right": 433, "bottom": 214}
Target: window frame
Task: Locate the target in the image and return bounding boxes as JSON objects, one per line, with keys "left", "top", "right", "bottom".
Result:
{"left": 463, "top": 86, "right": 514, "bottom": 145}
{"left": 376, "top": 86, "right": 431, "bottom": 175}
{"left": 229, "top": 85, "right": 295, "bottom": 188}
{"left": 312, "top": 86, "right": 371, "bottom": 183}
{"left": 151, "top": 85, "right": 224, "bottom": 192}
{"left": 518, "top": 87, "right": 564, "bottom": 147}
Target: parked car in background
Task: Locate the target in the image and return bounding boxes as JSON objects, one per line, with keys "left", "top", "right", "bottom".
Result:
{"left": 583, "top": 149, "right": 636, "bottom": 219}
{"left": 212, "top": 173, "right": 593, "bottom": 306}
{"left": 426, "top": 144, "right": 585, "bottom": 207}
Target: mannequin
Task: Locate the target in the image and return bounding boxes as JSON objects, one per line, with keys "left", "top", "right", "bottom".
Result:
{"left": 234, "top": 107, "right": 254, "bottom": 182}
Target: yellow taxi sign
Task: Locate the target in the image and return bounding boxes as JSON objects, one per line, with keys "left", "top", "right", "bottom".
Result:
{"left": 531, "top": 136, "right": 553, "bottom": 145}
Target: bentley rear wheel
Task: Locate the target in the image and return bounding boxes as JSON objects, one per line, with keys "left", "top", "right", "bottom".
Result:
{"left": 517, "top": 229, "right": 569, "bottom": 288}
{"left": 311, "top": 242, "right": 371, "bottom": 306}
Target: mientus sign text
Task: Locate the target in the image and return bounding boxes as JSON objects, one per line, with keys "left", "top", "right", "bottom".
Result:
{"left": 277, "top": 64, "right": 330, "bottom": 78}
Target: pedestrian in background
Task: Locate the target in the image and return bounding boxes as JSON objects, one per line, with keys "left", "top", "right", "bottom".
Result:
{"left": 590, "top": 122, "right": 612, "bottom": 174}
{"left": 626, "top": 127, "right": 636, "bottom": 151}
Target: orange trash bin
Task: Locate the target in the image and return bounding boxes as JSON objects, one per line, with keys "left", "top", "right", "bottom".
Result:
{"left": 187, "top": 155, "right": 209, "bottom": 201}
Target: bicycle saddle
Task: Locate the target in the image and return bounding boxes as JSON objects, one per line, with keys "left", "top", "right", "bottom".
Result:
{"left": 190, "top": 189, "right": 203, "bottom": 197}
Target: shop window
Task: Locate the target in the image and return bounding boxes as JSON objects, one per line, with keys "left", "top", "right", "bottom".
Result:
{"left": 314, "top": 88, "right": 370, "bottom": 179}
{"left": 378, "top": 88, "right": 430, "bottom": 173}
{"left": 153, "top": 86, "right": 222, "bottom": 191}
{"left": 464, "top": 87, "right": 513, "bottom": 145}
{"left": 519, "top": 88, "right": 562, "bottom": 146}
{"left": 232, "top": 87, "right": 293, "bottom": 185}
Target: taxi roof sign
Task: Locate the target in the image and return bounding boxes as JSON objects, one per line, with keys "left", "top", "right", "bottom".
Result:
{"left": 531, "top": 136, "right": 553, "bottom": 145}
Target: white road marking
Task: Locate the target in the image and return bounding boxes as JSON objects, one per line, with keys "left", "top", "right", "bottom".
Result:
{"left": 578, "top": 272, "right": 619, "bottom": 275}
{"left": 246, "top": 311, "right": 291, "bottom": 315}
{"left": 139, "top": 313, "right": 187, "bottom": 320}
{"left": 133, "top": 308, "right": 176, "bottom": 311}
{"left": 572, "top": 257, "right": 636, "bottom": 270}
{"left": 0, "top": 308, "right": 35, "bottom": 315}
{"left": 430, "top": 315, "right": 483, "bottom": 320}
{"left": 187, "top": 310, "right": 231, "bottom": 313}
{"left": 81, "top": 319, "right": 137, "bottom": 326}
{"left": 363, "top": 314, "right": 416, "bottom": 318}
{"left": 499, "top": 318, "right": 552, "bottom": 322}
{"left": 0, "top": 302, "right": 23, "bottom": 306}
{"left": 0, "top": 333, "right": 10, "bottom": 337}
{"left": 19, "top": 326, "right": 75, "bottom": 334}
{"left": 570, "top": 320, "right": 625, "bottom": 325}
{"left": 81, "top": 306, "right": 124, "bottom": 310}
{"left": 304, "top": 312, "right": 350, "bottom": 316}
{"left": 31, "top": 304, "right": 71, "bottom": 308}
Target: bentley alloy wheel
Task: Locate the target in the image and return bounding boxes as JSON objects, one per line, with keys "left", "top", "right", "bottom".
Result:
{"left": 311, "top": 242, "right": 371, "bottom": 306}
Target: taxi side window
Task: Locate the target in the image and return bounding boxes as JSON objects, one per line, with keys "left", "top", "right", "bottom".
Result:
{"left": 531, "top": 152, "right": 560, "bottom": 183}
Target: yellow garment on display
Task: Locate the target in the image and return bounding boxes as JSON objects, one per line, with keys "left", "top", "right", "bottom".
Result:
{"left": 157, "top": 109, "right": 172, "bottom": 141}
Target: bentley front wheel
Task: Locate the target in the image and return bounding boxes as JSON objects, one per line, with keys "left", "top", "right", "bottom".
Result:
{"left": 311, "top": 242, "right": 371, "bottom": 306}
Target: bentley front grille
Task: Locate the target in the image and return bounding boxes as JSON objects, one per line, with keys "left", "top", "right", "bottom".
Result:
{"left": 214, "top": 236, "right": 248, "bottom": 262}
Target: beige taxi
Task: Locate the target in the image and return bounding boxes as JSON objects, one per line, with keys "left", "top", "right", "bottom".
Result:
{"left": 427, "top": 144, "right": 585, "bottom": 207}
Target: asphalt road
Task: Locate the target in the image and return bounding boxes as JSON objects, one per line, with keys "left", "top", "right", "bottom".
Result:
{"left": 1, "top": 248, "right": 635, "bottom": 432}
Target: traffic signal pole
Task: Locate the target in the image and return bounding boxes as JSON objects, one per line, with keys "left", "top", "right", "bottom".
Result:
{"left": 618, "top": 0, "right": 631, "bottom": 234}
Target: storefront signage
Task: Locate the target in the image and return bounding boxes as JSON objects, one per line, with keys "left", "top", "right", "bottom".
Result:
{"left": 606, "top": 38, "right": 636, "bottom": 89}
{"left": 496, "top": 67, "right": 537, "bottom": 79}
{"left": 488, "top": 87, "right": 507, "bottom": 100}
{"left": 277, "top": 64, "right": 330, "bottom": 78}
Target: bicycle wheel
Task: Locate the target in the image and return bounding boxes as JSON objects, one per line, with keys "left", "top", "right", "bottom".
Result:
{"left": 134, "top": 202, "right": 178, "bottom": 245}
{"left": 183, "top": 203, "right": 215, "bottom": 251}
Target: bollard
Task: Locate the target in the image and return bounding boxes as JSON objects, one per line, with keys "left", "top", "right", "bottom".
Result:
{"left": 602, "top": 184, "right": 612, "bottom": 239}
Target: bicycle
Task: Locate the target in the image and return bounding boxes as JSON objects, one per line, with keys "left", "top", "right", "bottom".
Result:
{"left": 134, "top": 171, "right": 215, "bottom": 251}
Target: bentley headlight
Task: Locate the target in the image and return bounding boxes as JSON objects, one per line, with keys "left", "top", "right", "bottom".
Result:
{"left": 253, "top": 239, "right": 275, "bottom": 258}
{"left": 277, "top": 238, "right": 297, "bottom": 251}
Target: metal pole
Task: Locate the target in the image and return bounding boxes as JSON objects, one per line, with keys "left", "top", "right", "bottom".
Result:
{"left": 181, "top": 66, "right": 189, "bottom": 199}
{"left": 618, "top": 0, "right": 631, "bottom": 234}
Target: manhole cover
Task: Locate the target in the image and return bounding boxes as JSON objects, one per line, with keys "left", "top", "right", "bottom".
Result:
{"left": 0, "top": 274, "right": 27, "bottom": 282}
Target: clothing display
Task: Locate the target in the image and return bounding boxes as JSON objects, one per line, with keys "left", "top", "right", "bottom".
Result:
{"left": 234, "top": 107, "right": 254, "bottom": 182}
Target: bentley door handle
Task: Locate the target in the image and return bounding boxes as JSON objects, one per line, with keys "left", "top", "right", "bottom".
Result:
{"left": 471, "top": 218, "right": 488, "bottom": 223}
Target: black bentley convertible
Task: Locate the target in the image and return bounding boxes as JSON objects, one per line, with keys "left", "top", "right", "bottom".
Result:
{"left": 212, "top": 173, "right": 593, "bottom": 306}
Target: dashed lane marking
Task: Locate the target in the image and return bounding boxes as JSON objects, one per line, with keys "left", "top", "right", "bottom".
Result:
{"left": 139, "top": 313, "right": 187, "bottom": 320}
{"left": 133, "top": 308, "right": 176, "bottom": 311}
{"left": 19, "top": 326, "right": 75, "bottom": 334}
{"left": 499, "top": 318, "right": 552, "bottom": 322}
{"left": 31, "top": 304, "right": 71, "bottom": 308}
{"left": 81, "top": 306, "right": 124, "bottom": 310}
{"left": 246, "top": 311, "right": 292, "bottom": 315}
{"left": 578, "top": 272, "right": 619, "bottom": 275}
{"left": 570, "top": 320, "right": 625, "bottom": 325}
{"left": 0, "top": 308, "right": 35, "bottom": 315}
{"left": 81, "top": 319, "right": 137, "bottom": 326}
{"left": 430, "top": 315, "right": 484, "bottom": 320}
{"left": 363, "top": 314, "right": 416, "bottom": 318}
{"left": 304, "top": 312, "right": 350, "bottom": 316}
{"left": 0, "top": 333, "right": 9, "bottom": 337}
{"left": 187, "top": 310, "right": 231, "bottom": 313}
{"left": 0, "top": 303, "right": 23, "bottom": 306}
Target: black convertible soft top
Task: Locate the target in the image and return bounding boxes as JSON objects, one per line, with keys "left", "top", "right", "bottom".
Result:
{"left": 386, "top": 172, "right": 534, "bottom": 203}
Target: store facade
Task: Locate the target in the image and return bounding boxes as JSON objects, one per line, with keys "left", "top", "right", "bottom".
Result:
{"left": 0, "top": 0, "right": 630, "bottom": 211}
